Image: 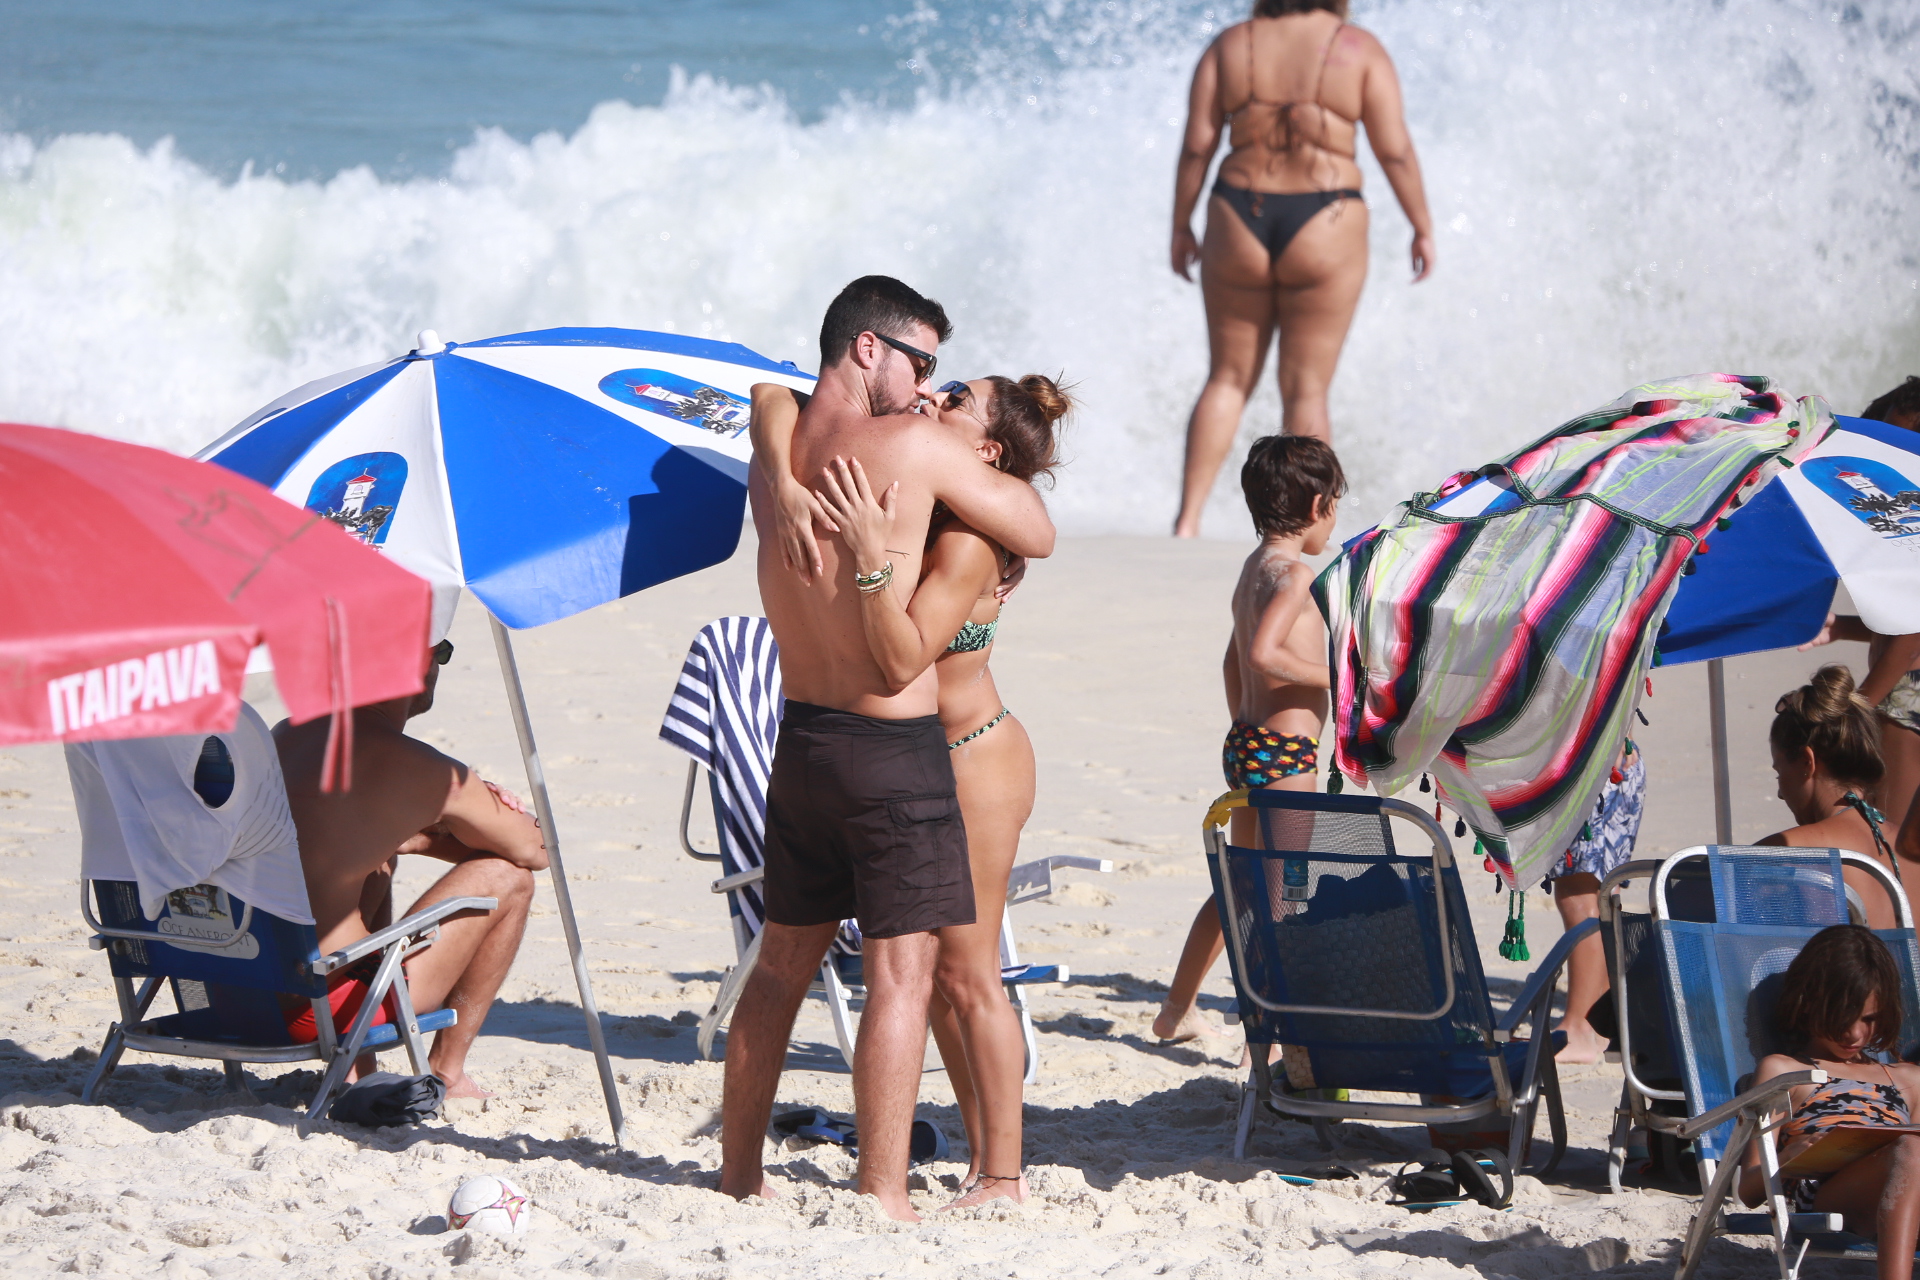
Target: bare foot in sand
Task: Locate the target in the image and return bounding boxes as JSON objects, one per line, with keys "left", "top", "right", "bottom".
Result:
{"left": 939, "top": 1173, "right": 1027, "bottom": 1211}
{"left": 1554, "top": 1018, "right": 1607, "bottom": 1065}
{"left": 718, "top": 1171, "right": 783, "bottom": 1202}
{"left": 864, "top": 1190, "right": 919, "bottom": 1223}
{"left": 436, "top": 1070, "right": 495, "bottom": 1100}
{"left": 1152, "top": 1000, "right": 1228, "bottom": 1043}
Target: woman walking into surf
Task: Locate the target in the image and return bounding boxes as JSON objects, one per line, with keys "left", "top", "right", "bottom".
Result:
{"left": 1170, "top": 0, "right": 1435, "bottom": 537}
{"left": 750, "top": 375, "right": 1072, "bottom": 1209}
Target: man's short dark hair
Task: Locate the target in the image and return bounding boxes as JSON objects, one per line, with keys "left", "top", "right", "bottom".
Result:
{"left": 1864, "top": 376, "right": 1920, "bottom": 428}
{"left": 818, "top": 275, "right": 953, "bottom": 370}
{"left": 1241, "top": 435, "right": 1347, "bottom": 539}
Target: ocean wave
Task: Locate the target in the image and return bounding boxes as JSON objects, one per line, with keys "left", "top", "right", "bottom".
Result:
{"left": 0, "top": 0, "right": 1914, "bottom": 538}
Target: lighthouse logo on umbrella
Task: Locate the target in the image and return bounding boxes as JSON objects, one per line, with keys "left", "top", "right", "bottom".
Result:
{"left": 1804, "top": 456, "right": 1920, "bottom": 540}
{"left": 304, "top": 452, "right": 408, "bottom": 548}
{"left": 597, "top": 368, "right": 749, "bottom": 437}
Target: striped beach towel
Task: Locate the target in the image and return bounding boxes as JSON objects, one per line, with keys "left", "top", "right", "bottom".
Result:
{"left": 1316, "top": 374, "right": 1828, "bottom": 889}
{"left": 659, "top": 616, "right": 859, "bottom": 955}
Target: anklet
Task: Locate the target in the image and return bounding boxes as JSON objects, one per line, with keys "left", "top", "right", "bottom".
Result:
{"left": 973, "top": 1172, "right": 1023, "bottom": 1185}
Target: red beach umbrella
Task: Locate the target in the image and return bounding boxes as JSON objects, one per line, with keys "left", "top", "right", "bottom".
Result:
{"left": 0, "top": 422, "right": 432, "bottom": 778}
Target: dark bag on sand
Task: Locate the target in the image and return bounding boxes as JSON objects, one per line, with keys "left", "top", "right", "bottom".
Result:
{"left": 328, "top": 1071, "right": 446, "bottom": 1126}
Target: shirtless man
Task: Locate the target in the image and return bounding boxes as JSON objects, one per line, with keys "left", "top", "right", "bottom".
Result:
{"left": 275, "top": 639, "right": 548, "bottom": 1098}
{"left": 718, "top": 275, "right": 1056, "bottom": 1222}
{"left": 1153, "top": 435, "right": 1345, "bottom": 1043}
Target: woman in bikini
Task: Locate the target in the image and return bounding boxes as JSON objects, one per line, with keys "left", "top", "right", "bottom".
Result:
{"left": 1760, "top": 665, "right": 1904, "bottom": 928}
{"left": 750, "top": 374, "right": 1072, "bottom": 1209}
{"left": 1170, "top": 0, "right": 1435, "bottom": 537}
{"left": 1741, "top": 925, "right": 1920, "bottom": 1278}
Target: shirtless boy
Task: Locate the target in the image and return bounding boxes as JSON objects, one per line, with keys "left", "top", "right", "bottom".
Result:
{"left": 718, "top": 276, "right": 1056, "bottom": 1222}
{"left": 275, "top": 639, "right": 548, "bottom": 1098}
{"left": 1153, "top": 435, "right": 1345, "bottom": 1044}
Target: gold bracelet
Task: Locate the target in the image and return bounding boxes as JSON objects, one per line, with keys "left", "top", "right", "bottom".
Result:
{"left": 854, "top": 562, "right": 894, "bottom": 594}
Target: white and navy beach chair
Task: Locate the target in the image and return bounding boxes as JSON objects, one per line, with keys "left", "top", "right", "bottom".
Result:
{"left": 1604, "top": 846, "right": 1920, "bottom": 1279}
{"left": 68, "top": 705, "right": 494, "bottom": 1131}
{"left": 1205, "top": 788, "right": 1588, "bottom": 1170}
{"left": 661, "top": 615, "right": 1110, "bottom": 1079}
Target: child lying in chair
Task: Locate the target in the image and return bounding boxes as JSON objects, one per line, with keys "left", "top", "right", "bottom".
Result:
{"left": 1741, "top": 924, "right": 1920, "bottom": 1275}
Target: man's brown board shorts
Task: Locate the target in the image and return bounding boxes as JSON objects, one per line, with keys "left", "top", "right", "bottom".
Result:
{"left": 761, "top": 700, "right": 975, "bottom": 938}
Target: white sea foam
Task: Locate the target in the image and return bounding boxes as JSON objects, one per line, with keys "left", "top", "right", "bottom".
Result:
{"left": 0, "top": 0, "right": 1913, "bottom": 538}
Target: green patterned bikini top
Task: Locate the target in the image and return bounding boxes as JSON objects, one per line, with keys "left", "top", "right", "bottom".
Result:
{"left": 946, "top": 616, "right": 999, "bottom": 654}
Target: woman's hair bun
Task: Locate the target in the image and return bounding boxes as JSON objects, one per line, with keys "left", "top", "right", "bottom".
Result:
{"left": 981, "top": 372, "right": 1075, "bottom": 486}
{"left": 1770, "top": 663, "right": 1884, "bottom": 789}
{"left": 1803, "top": 663, "right": 1865, "bottom": 723}
{"left": 1017, "top": 373, "right": 1075, "bottom": 424}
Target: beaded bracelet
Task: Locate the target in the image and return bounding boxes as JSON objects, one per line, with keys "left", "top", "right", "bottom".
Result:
{"left": 854, "top": 562, "right": 894, "bottom": 594}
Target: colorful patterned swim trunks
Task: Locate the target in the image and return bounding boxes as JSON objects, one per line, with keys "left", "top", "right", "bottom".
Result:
{"left": 1223, "top": 723, "right": 1318, "bottom": 790}
{"left": 1880, "top": 670, "right": 1920, "bottom": 737}
{"left": 1545, "top": 749, "right": 1646, "bottom": 882}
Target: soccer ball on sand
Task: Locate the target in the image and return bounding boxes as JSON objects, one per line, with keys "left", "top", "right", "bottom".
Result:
{"left": 448, "top": 1175, "right": 533, "bottom": 1236}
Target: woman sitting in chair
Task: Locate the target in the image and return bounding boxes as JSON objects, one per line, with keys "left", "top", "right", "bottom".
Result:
{"left": 1761, "top": 665, "right": 1902, "bottom": 929}
{"left": 1741, "top": 925, "right": 1920, "bottom": 1278}
{"left": 751, "top": 373, "right": 1073, "bottom": 1209}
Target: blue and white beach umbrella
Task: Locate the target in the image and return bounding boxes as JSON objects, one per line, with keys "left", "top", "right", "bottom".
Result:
{"left": 200, "top": 327, "right": 815, "bottom": 638}
{"left": 200, "top": 327, "right": 816, "bottom": 1147}
{"left": 1660, "top": 413, "right": 1920, "bottom": 839}
{"left": 1662, "top": 414, "right": 1920, "bottom": 663}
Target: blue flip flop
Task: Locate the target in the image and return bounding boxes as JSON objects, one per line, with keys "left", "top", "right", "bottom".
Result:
{"left": 793, "top": 1118, "right": 859, "bottom": 1148}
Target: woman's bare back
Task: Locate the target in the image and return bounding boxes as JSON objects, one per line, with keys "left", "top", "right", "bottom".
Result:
{"left": 1214, "top": 14, "right": 1371, "bottom": 193}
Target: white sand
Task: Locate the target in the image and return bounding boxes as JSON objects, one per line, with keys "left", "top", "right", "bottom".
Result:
{"left": 0, "top": 533, "right": 1874, "bottom": 1278}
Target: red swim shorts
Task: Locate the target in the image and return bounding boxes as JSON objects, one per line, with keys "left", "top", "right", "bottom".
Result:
{"left": 283, "top": 963, "right": 399, "bottom": 1045}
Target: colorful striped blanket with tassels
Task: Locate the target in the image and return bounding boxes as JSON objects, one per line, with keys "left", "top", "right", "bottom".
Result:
{"left": 1314, "top": 374, "right": 1829, "bottom": 889}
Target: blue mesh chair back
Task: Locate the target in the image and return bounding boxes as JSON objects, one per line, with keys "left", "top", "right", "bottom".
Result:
{"left": 91, "top": 880, "right": 324, "bottom": 1048}
{"left": 1209, "top": 791, "right": 1501, "bottom": 1096}
{"left": 1657, "top": 846, "right": 1920, "bottom": 1161}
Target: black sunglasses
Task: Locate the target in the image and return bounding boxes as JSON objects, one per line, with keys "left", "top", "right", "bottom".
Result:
{"left": 432, "top": 639, "right": 455, "bottom": 666}
{"left": 938, "top": 379, "right": 971, "bottom": 407}
{"left": 874, "top": 332, "right": 936, "bottom": 385}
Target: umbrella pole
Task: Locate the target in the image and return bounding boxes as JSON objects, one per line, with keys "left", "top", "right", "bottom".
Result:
{"left": 1707, "top": 657, "right": 1733, "bottom": 844}
{"left": 488, "top": 613, "right": 628, "bottom": 1149}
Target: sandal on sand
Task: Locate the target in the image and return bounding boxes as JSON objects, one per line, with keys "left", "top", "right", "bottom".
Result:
{"left": 909, "top": 1119, "right": 949, "bottom": 1168}
{"left": 1449, "top": 1148, "right": 1514, "bottom": 1210}
{"left": 1299, "top": 1164, "right": 1358, "bottom": 1181}
{"left": 1387, "top": 1148, "right": 1466, "bottom": 1211}
{"left": 771, "top": 1107, "right": 836, "bottom": 1138}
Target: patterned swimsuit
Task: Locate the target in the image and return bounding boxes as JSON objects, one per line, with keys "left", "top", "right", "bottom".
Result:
{"left": 1781, "top": 1072, "right": 1911, "bottom": 1208}
{"left": 1223, "top": 723, "right": 1318, "bottom": 790}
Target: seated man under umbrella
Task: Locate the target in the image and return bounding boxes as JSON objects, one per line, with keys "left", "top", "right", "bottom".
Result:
{"left": 275, "top": 638, "right": 548, "bottom": 1098}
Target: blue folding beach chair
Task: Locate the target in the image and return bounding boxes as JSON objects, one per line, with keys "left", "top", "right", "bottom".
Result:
{"left": 663, "top": 616, "right": 1110, "bottom": 1079}
{"left": 1606, "top": 846, "right": 1920, "bottom": 1279}
{"left": 82, "top": 881, "right": 492, "bottom": 1131}
{"left": 71, "top": 723, "right": 494, "bottom": 1132}
{"left": 1597, "top": 852, "right": 1868, "bottom": 1194}
{"left": 1204, "top": 789, "right": 1592, "bottom": 1172}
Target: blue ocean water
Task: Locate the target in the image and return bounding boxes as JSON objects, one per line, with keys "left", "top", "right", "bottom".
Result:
{"left": 0, "top": 1, "right": 924, "bottom": 179}
{"left": 1, "top": 0, "right": 1915, "bottom": 536}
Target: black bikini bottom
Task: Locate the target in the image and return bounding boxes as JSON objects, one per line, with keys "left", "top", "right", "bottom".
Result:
{"left": 1211, "top": 182, "right": 1363, "bottom": 261}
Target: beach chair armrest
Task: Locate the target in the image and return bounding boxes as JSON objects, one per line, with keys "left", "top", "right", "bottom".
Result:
{"left": 1677, "top": 1069, "right": 1829, "bottom": 1141}
{"left": 679, "top": 760, "right": 722, "bottom": 863}
{"left": 1494, "top": 917, "right": 1599, "bottom": 1037}
{"left": 712, "top": 867, "right": 763, "bottom": 894}
{"left": 312, "top": 895, "right": 499, "bottom": 975}
{"left": 1005, "top": 855, "right": 1116, "bottom": 906}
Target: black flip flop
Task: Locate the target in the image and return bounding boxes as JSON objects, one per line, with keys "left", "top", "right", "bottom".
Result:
{"left": 1387, "top": 1148, "right": 1463, "bottom": 1210}
{"left": 1449, "top": 1148, "right": 1515, "bottom": 1210}
{"left": 1300, "top": 1164, "right": 1359, "bottom": 1181}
